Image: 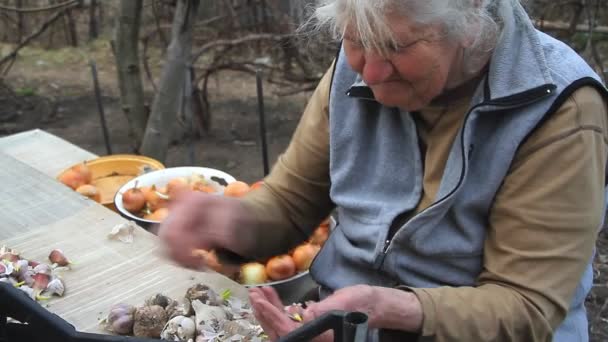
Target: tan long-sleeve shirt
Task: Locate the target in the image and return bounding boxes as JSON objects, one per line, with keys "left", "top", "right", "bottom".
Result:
{"left": 241, "top": 65, "right": 608, "bottom": 341}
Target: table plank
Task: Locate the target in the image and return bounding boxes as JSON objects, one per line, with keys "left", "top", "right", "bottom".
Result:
{"left": 0, "top": 129, "right": 97, "bottom": 177}
{"left": 0, "top": 152, "right": 247, "bottom": 334}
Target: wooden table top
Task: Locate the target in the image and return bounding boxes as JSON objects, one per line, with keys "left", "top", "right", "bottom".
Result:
{"left": 0, "top": 130, "right": 247, "bottom": 334}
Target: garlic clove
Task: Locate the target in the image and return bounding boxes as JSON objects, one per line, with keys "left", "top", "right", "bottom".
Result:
{"left": 20, "top": 270, "right": 35, "bottom": 287}
{"left": 33, "top": 264, "right": 53, "bottom": 276}
{"left": 49, "top": 249, "right": 70, "bottom": 267}
{"left": 45, "top": 278, "right": 65, "bottom": 296}
{"left": 0, "top": 248, "right": 20, "bottom": 263}
{"left": 32, "top": 273, "right": 50, "bottom": 291}
{"left": 13, "top": 259, "right": 29, "bottom": 278}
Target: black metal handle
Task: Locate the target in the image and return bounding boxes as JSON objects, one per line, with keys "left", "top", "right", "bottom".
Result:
{"left": 0, "top": 282, "right": 157, "bottom": 342}
{"left": 277, "top": 310, "right": 368, "bottom": 342}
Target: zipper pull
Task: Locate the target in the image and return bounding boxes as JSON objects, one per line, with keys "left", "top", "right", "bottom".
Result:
{"left": 373, "top": 240, "right": 391, "bottom": 269}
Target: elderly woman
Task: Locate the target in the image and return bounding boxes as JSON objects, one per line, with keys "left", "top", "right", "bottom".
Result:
{"left": 159, "top": 0, "right": 608, "bottom": 341}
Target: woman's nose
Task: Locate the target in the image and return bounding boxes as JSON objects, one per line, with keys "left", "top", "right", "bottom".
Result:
{"left": 362, "top": 52, "right": 393, "bottom": 84}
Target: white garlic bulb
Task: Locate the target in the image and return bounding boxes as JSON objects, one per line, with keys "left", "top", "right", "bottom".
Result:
{"left": 160, "top": 315, "right": 196, "bottom": 341}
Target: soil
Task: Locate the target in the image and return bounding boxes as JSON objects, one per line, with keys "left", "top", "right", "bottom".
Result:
{"left": 1, "top": 41, "right": 607, "bottom": 341}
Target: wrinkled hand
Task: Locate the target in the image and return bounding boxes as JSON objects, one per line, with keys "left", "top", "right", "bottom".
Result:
{"left": 249, "top": 285, "right": 380, "bottom": 342}
{"left": 249, "top": 287, "right": 308, "bottom": 341}
{"left": 158, "top": 191, "right": 255, "bottom": 270}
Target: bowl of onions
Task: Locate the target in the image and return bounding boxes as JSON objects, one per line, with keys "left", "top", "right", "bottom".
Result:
{"left": 237, "top": 216, "right": 334, "bottom": 305}
{"left": 114, "top": 166, "right": 237, "bottom": 228}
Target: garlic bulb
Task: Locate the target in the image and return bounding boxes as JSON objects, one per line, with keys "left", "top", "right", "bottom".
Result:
{"left": 133, "top": 305, "right": 168, "bottom": 338}
{"left": 104, "top": 303, "right": 136, "bottom": 335}
{"left": 160, "top": 315, "right": 196, "bottom": 341}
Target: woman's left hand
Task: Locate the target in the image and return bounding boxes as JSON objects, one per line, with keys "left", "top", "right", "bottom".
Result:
{"left": 248, "top": 285, "right": 382, "bottom": 342}
{"left": 248, "top": 287, "right": 305, "bottom": 341}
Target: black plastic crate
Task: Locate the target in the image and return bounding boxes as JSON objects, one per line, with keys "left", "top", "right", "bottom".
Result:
{"left": 0, "top": 282, "right": 368, "bottom": 342}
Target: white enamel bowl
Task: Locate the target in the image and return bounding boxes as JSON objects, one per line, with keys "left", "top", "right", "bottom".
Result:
{"left": 114, "top": 166, "right": 236, "bottom": 226}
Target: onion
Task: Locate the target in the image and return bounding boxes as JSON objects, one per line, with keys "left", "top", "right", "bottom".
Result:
{"left": 265, "top": 255, "right": 296, "bottom": 281}
{"left": 223, "top": 181, "right": 250, "bottom": 198}
{"left": 122, "top": 187, "right": 146, "bottom": 213}
{"left": 58, "top": 169, "right": 87, "bottom": 190}
{"left": 292, "top": 243, "right": 320, "bottom": 271}
{"left": 239, "top": 262, "right": 268, "bottom": 285}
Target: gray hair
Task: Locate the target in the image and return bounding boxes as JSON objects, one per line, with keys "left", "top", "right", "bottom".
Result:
{"left": 309, "top": 0, "right": 523, "bottom": 66}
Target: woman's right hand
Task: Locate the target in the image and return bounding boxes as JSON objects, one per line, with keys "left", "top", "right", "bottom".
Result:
{"left": 157, "top": 191, "right": 256, "bottom": 271}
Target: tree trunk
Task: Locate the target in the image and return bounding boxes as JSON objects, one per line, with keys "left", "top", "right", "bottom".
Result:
{"left": 140, "top": 0, "right": 200, "bottom": 161}
{"left": 65, "top": 8, "right": 78, "bottom": 47}
{"left": 89, "top": 0, "right": 99, "bottom": 41}
{"left": 114, "top": 0, "right": 147, "bottom": 151}
{"left": 16, "top": 0, "right": 24, "bottom": 43}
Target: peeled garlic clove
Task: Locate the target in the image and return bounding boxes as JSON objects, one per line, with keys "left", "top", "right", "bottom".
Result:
{"left": 45, "top": 278, "right": 65, "bottom": 296}
{"left": 32, "top": 273, "right": 50, "bottom": 291}
{"left": 49, "top": 249, "right": 70, "bottom": 267}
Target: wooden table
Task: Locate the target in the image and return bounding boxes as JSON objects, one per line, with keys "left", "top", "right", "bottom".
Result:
{"left": 0, "top": 129, "right": 247, "bottom": 334}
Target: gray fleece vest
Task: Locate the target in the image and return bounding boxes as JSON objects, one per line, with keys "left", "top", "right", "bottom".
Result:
{"left": 309, "top": 6, "right": 607, "bottom": 342}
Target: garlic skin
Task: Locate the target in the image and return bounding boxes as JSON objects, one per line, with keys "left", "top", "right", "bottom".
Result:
{"left": 133, "top": 305, "right": 168, "bottom": 338}
{"left": 145, "top": 293, "right": 174, "bottom": 309}
{"left": 0, "top": 260, "right": 14, "bottom": 277}
{"left": 108, "top": 222, "right": 136, "bottom": 243}
{"left": 192, "top": 300, "right": 228, "bottom": 333}
{"left": 104, "top": 303, "right": 136, "bottom": 335}
{"left": 185, "top": 284, "right": 222, "bottom": 306}
{"left": 166, "top": 298, "right": 193, "bottom": 319}
{"left": 160, "top": 315, "right": 196, "bottom": 341}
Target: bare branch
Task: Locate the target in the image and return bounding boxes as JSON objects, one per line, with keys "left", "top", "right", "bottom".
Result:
{"left": 191, "top": 33, "right": 291, "bottom": 62}
{"left": 0, "top": 0, "right": 78, "bottom": 13}
{"left": 0, "top": 2, "right": 79, "bottom": 70}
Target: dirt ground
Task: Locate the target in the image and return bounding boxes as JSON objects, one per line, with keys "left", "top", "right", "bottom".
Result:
{"left": 1, "top": 41, "right": 608, "bottom": 340}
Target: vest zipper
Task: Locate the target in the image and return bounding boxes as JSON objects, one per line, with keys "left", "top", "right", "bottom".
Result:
{"left": 372, "top": 83, "right": 556, "bottom": 270}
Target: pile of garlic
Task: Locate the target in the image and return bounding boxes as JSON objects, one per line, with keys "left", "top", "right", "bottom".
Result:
{"left": 0, "top": 246, "right": 69, "bottom": 301}
{"left": 102, "top": 284, "right": 266, "bottom": 342}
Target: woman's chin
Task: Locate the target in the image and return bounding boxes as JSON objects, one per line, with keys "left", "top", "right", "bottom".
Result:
{"left": 371, "top": 86, "right": 426, "bottom": 110}
{"left": 373, "top": 93, "right": 421, "bottom": 111}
